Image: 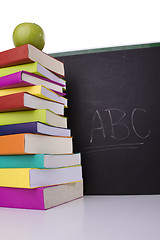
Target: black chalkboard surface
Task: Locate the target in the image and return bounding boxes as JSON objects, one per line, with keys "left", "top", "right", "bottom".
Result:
{"left": 51, "top": 43, "right": 160, "bottom": 195}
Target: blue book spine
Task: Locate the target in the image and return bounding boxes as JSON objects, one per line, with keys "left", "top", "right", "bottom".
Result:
{"left": 0, "top": 122, "right": 38, "bottom": 136}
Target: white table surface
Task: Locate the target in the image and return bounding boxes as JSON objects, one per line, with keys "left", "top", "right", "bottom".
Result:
{"left": 0, "top": 195, "right": 160, "bottom": 240}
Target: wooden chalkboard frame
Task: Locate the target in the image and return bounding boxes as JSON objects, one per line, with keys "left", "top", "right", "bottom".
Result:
{"left": 51, "top": 42, "right": 160, "bottom": 57}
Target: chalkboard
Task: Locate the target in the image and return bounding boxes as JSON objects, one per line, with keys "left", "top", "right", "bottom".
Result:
{"left": 51, "top": 43, "right": 160, "bottom": 195}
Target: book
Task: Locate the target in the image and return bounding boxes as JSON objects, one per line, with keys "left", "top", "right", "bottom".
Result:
{"left": 0, "top": 109, "right": 67, "bottom": 128}
{"left": 0, "top": 153, "right": 81, "bottom": 168}
{"left": 0, "top": 85, "right": 68, "bottom": 106}
{"left": 0, "top": 133, "right": 73, "bottom": 155}
{"left": 0, "top": 181, "right": 83, "bottom": 210}
{"left": 0, "top": 166, "right": 82, "bottom": 188}
{"left": 0, "top": 71, "right": 66, "bottom": 96}
{"left": 0, "top": 44, "right": 65, "bottom": 77}
{"left": 0, "top": 62, "right": 66, "bottom": 87}
{"left": 0, "top": 92, "right": 64, "bottom": 115}
{"left": 0, "top": 121, "right": 71, "bottom": 137}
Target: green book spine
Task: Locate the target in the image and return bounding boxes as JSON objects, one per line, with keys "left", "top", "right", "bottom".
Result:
{"left": 0, "top": 154, "right": 45, "bottom": 168}
{"left": 0, "top": 109, "right": 47, "bottom": 126}
{"left": 0, "top": 62, "right": 39, "bottom": 78}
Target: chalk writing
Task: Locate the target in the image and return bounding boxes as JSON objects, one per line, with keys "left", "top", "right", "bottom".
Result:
{"left": 90, "top": 108, "right": 151, "bottom": 143}
{"left": 90, "top": 110, "right": 106, "bottom": 143}
{"left": 83, "top": 142, "right": 144, "bottom": 153}
{"left": 131, "top": 108, "right": 151, "bottom": 139}
{"left": 105, "top": 108, "right": 130, "bottom": 140}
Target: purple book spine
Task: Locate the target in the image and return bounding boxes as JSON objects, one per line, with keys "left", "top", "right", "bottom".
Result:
{"left": 0, "top": 187, "right": 45, "bottom": 210}
{"left": 0, "top": 122, "right": 38, "bottom": 136}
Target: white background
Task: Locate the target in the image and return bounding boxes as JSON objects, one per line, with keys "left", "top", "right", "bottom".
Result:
{"left": 1, "top": 196, "right": 160, "bottom": 240}
{"left": 1, "top": 0, "right": 160, "bottom": 54}
{"left": 1, "top": 2, "right": 160, "bottom": 239}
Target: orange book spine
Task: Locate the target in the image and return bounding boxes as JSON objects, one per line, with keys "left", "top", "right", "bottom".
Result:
{"left": 0, "top": 134, "right": 25, "bottom": 155}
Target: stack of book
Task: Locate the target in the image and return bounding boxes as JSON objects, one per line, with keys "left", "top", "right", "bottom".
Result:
{"left": 0, "top": 44, "right": 83, "bottom": 210}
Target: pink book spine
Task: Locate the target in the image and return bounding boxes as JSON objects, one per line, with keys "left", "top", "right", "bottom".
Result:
{"left": 0, "top": 187, "right": 45, "bottom": 210}
{"left": 0, "top": 71, "right": 24, "bottom": 88}
{"left": 0, "top": 71, "right": 65, "bottom": 88}
{"left": 0, "top": 71, "right": 66, "bottom": 96}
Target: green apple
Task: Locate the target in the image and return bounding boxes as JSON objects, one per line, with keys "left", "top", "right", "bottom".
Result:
{"left": 12, "top": 22, "right": 45, "bottom": 50}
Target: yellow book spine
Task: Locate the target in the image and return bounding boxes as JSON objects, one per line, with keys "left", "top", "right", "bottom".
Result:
{"left": 0, "top": 85, "right": 41, "bottom": 96}
{"left": 0, "top": 85, "right": 58, "bottom": 102}
{"left": 0, "top": 168, "right": 31, "bottom": 188}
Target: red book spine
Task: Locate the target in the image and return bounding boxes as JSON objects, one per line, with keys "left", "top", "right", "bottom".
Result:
{"left": 0, "top": 93, "right": 27, "bottom": 112}
{"left": 0, "top": 45, "right": 33, "bottom": 68}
